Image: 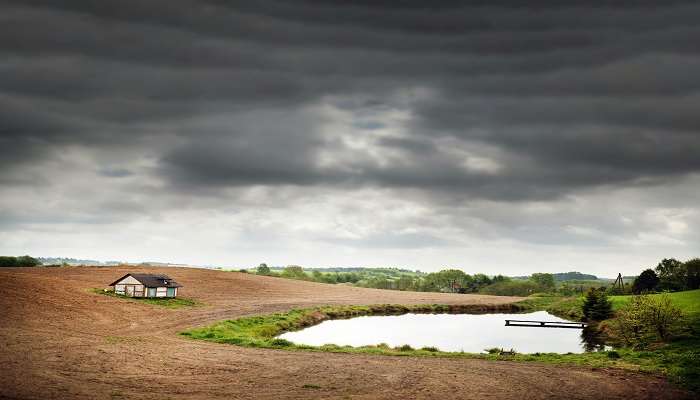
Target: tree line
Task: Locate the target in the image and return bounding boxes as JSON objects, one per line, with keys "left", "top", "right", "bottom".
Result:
{"left": 252, "top": 263, "right": 558, "bottom": 296}
{"left": 0, "top": 255, "right": 41, "bottom": 267}
{"left": 632, "top": 258, "right": 700, "bottom": 294}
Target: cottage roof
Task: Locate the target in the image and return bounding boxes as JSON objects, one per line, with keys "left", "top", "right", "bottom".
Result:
{"left": 109, "top": 273, "right": 183, "bottom": 288}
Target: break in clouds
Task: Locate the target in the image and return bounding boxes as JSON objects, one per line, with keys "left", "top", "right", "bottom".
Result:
{"left": 1, "top": 0, "right": 699, "bottom": 275}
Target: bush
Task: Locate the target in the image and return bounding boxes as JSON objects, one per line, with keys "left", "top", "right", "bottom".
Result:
{"left": 281, "top": 265, "right": 307, "bottom": 280}
{"left": 396, "top": 344, "right": 414, "bottom": 352}
{"left": 611, "top": 293, "right": 684, "bottom": 347}
{"left": 641, "top": 294, "right": 684, "bottom": 340}
{"left": 582, "top": 288, "right": 612, "bottom": 321}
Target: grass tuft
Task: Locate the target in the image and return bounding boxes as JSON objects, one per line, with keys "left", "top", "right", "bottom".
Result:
{"left": 91, "top": 288, "right": 201, "bottom": 308}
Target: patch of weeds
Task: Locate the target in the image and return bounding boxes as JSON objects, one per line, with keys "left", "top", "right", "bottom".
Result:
{"left": 269, "top": 338, "right": 294, "bottom": 347}
{"left": 485, "top": 347, "right": 502, "bottom": 354}
{"left": 302, "top": 384, "right": 321, "bottom": 389}
{"left": 91, "top": 288, "right": 201, "bottom": 309}
{"left": 105, "top": 336, "right": 143, "bottom": 345}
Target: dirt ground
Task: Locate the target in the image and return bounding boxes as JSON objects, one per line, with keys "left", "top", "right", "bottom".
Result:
{"left": 0, "top": 266, "right": 692, "bottom": 400}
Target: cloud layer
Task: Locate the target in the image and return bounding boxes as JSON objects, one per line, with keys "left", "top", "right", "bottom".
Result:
{"left": 1, "top": 1, "right": 699, "bottom": 274}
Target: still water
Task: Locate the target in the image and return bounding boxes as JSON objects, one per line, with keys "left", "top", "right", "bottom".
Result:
{"left": 279, "top": 311, "right": 597, "bottom": 354}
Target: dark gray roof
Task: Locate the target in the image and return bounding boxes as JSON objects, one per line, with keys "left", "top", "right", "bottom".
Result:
{"left": 109, "top": 273, "right": 182, "bottom": 288}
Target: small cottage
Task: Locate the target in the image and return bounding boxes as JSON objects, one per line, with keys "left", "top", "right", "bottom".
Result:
{"left": 109, "top": 273, "right": 182, "bottom": 298}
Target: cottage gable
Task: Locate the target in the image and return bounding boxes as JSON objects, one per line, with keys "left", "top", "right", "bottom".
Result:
{"left": 114, "top": 275, "right": 142, "bottom": 285}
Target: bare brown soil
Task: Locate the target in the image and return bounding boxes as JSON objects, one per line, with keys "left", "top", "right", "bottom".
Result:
{"left": 0, "top": 266, "right": 691, "bottom": 399}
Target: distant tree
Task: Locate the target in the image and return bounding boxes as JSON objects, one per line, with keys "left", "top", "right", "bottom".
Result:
{"left": 684, "top": 258, "right": 700, "bottom": 290}
{"left": 530, "top": 273, "right": 556, "bottom": 291}
{"left": 655, "top": 258, "right": 686, "bottom": 291}
{"left": 256, "top": 263, "right": 271, "bottom": 275}
{"left": 470, "top": 274, "right": 492, "bottom": 292}
{"left": 582, "top": 288, "right": 612, "bottom": 321}
{"left": 632, "top": 269, "right": 659, "bottom": 294}
{"left": 424, "top": 269, "right": 473, "bottom": 293}
{"left": 281, "top": 265, "right": 307, "bottom": 280}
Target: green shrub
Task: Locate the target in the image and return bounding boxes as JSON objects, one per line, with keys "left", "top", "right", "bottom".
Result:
{"left": 396, "top": 344, "right": 414, "bottom": 352}
{"left": 281, "top": 265, "right": 308, "bottom": 280}
{"left": 611, "top": 293, "right": 684, "bottom": 346}
{"left": 421, "top": 346, "right": 439, "bottom": 352}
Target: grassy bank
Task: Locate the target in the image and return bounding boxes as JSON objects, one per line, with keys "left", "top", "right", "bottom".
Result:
{"left": 91, "top": 288, "right": 201, "bottom": 308}
{"left": 181, "top": 303, "right": 518, "bottom": 349}
{"left": 181, "top": 291, "right": 699, "bottom": 392}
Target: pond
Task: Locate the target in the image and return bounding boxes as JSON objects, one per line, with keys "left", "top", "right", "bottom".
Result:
{"left": 278, "top": 310, "right": 602, "bottom": 354}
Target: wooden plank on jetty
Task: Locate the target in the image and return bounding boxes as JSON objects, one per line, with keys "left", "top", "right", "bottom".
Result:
{"left": 505, "top": 319, "right": 587, "bottom": 329}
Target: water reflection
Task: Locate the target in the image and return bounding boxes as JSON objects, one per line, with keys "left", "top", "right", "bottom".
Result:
{"left": 580, "top": 325, "right": 606, "bottom": 352}
{"left": 279, "top": 311, "right": 603, "bottom": 354}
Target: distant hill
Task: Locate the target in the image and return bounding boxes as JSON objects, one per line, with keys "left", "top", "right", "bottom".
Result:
{"left": 552, "top": 271, "right": 599, "bottom": 281}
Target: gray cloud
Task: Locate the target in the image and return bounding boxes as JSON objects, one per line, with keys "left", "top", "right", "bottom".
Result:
{"left": 0, "top": 0, "right": 698, "bottom": 271}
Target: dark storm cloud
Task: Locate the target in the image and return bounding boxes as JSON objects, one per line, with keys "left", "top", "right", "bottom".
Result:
{"left": 2, "top": 0, "right": 700, "bottom": 202}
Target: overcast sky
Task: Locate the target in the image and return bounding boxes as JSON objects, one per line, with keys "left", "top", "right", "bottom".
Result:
{"left": 1, "top": 1, "right": 699, "bottom": 276}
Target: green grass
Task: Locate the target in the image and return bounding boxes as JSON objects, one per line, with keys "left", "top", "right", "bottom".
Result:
{"left": 610, "top": 289, "right": 700, "bottom": 317}
{"left": 181, "top": 292, "right": 700, "bottom": 393}
{"left": 91, "top": 288, "right": 201, "bottom": 308}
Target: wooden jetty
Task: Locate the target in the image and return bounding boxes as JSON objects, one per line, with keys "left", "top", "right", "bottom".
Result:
{"left": 505, "top": 320, "right": 587, "bottom": 329}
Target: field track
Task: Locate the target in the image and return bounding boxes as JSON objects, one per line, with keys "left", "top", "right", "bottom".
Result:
{"left": 0, "top": 266, "right": 691, "bottom": 399}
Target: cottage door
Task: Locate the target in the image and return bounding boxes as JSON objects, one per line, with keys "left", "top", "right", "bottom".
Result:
{"left": 125, "top": 285, "right": 135, "bottom": 297}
